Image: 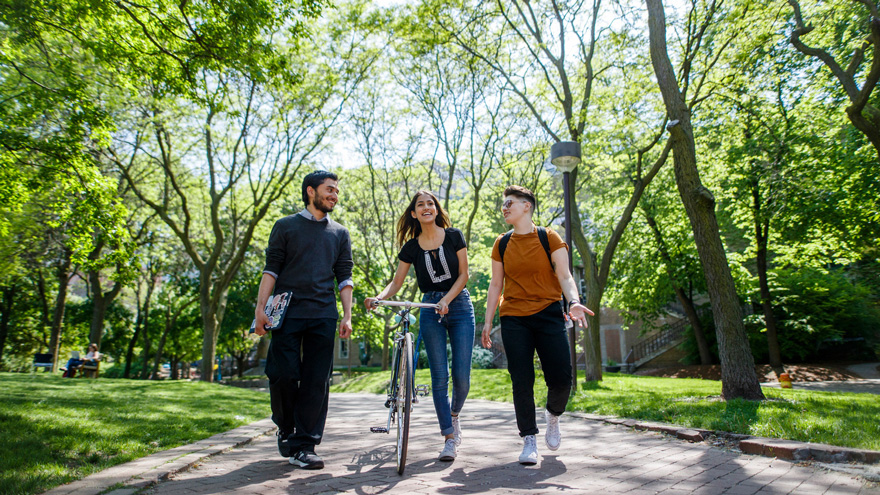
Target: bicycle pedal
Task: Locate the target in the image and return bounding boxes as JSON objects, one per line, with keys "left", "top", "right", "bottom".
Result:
{"left": 370, "top": 427, "right": 389, "bottom": 433}
{"left": 415, "top": 384, "right": 430, "bottom": 397}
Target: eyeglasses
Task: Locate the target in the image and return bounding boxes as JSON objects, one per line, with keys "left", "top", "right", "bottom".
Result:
{"left": 502, "top": 199, "right": 528, "bottom": 209}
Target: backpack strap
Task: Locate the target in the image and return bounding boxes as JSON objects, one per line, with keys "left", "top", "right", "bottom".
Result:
{"left": 498, "top": 229, "right": 514, "bottom": 263}
{"left": 536, "top": 226, "right": 553, "bottom": 265}
{"left": 498, "top": 227, "right": 553, "bottom": 265}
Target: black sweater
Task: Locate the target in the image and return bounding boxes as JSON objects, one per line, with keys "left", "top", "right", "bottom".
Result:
{"left": 263, "top": 213, "right": 353, "bottom": 319}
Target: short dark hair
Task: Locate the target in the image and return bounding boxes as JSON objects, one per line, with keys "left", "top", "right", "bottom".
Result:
{"left": 503, "top": 185, "right": 537, "bottom": 213}
{"left": 302, "top": 170, "right": 338, "bottom": 207}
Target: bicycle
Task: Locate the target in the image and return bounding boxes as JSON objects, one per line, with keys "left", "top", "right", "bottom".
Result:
{"left": 369, "top": 300, "right": 439, "bottom": 475}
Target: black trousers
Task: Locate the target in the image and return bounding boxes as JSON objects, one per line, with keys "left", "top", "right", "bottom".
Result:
{"left": 266, "top": 317, "right": 336, "bottom": 452}
{"left": 500, "top": 300, "right": 572, "bottom": 437}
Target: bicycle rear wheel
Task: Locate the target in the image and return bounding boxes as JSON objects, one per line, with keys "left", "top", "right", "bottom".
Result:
{"left": 396, "top": 333, "right": 413, "bottom": 475}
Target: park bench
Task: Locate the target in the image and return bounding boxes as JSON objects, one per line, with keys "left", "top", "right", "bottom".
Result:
{"left": 80, "top": 359, "right": 100, "bottom": 379}
{"left": 33, "top": 353, "right": 53, "bottom": 373}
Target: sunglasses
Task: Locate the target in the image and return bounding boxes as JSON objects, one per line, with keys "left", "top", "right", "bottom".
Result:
{"left": 502, "top": 199, "right": 528, "bottom": 209}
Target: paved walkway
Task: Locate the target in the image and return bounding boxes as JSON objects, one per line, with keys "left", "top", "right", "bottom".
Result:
{"left": 762, "top": 363, "right": 880, "bottom": 394}
{"left": 848, "top": 363, "right": 880, "bottom": 379}
{"left": 142, "top": 393, "right": 878, "bottom": 495}
{"left": 761, "top": 380, "right": 880, "bottom": 394}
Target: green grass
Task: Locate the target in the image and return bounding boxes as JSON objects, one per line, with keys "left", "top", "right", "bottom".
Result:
{"left": 331, "top": 369, "right": 880, "bottom": 451}
{"left": 0, "top": 373, "right": 270, "bottom": 495}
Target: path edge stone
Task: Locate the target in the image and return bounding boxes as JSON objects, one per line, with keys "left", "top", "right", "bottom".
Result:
{"left": 568, "top": 411, "right": 880, "bottom": 465}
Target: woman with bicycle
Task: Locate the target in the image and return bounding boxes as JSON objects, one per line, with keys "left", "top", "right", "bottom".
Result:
{"left": 365, "top": 190, "right": 475, "bottom": 462}
{"left": 481, "top": 185, "right": 594, "bottom": 466}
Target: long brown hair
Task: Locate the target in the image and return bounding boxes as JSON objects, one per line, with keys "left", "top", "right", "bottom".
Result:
{"left": 396, "top": 190, "right": 450, "bottom": 247}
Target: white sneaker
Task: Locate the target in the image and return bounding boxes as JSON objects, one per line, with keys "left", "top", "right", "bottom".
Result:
{"left": 519, "top": 435, "right": 538, "bottom": 465}
{"left": 438, "top": 438, "right": 457, "bottom": 461}
{"left": 451, "top": 414, "right": 462, "bottom": 446}
{"left": 545, "top": 410, "right": 561, "bottom": 451}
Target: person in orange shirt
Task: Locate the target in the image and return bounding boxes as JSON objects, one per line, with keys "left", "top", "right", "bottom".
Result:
{"left": 480, "top": 185, "right": 593, "bottom": 466}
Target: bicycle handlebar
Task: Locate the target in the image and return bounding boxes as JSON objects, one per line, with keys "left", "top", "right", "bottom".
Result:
{"left": 371, "top": 300, "right": 440, "bottom": 310}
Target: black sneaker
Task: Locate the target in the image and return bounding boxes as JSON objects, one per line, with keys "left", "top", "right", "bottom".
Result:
{"left": 277, "top": 430, "right": 292, "bottom": 458}
{"left": 289, "top": 450, "right": 324, "bottom": 469}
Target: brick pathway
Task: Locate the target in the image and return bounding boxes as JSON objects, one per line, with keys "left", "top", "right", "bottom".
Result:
{"left": 142, "top": 393, "right": 877, "bottom": 495}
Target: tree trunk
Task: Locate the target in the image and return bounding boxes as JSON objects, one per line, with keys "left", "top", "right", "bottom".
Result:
{"left": 673, "top": 285, "right": 712, "bottom": 364}
{"left": 845, "top": 105, "right": 880, "bottom": 160}
{"left": 256, "top": 334, "right": 270, "bottom": 363}
{"left": 88, "top": 268, "right": 123, "bottom": 348}
{"left": 465, "top": 187, "right": 481, "bottom": 243}
{"left": 753, "top": 192, "right": 782, "bottom": 370}
{"left": 199, "top": 309, "right": 217, "bottom": 381}
{"left": 123, "top": 305, "right": 142, "bottom": 379}
{"left": 35, "top": 269, "right": 51, "bottom": 351}
{"left": 170, "top": 357, "right": 179, "bottom": 380}
{"left": 139, "top": 287, "right": 155, "bottom": 379}
{"left": 236, "top": 353, "right": 246, "bottom": 378}
{"left": 125, "top": 278, "right": 156, "bottom": 378}
{"left": 646, "top": 0, "right": 764, "bottom": 400}
{"left": 643, "top": 210, "right": 713, "bottom": 364}
{"left": 151, "top": 308, "right": 171, "bottom": 380}
{"left": 0, "top": 285, "right": 15, "bottom": 364}
{"left": 89, "top": 295, "right": 110, "bottom": 348}
{"left": 198, "top": 270, "right": 230, "bottom": 382}
{"left": 47, "top": 248, "right": 73, "bottom": 372}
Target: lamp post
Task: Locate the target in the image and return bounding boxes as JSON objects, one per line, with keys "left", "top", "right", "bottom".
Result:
{"left": 550, "top": 140, "right": 581, "bottom": 394}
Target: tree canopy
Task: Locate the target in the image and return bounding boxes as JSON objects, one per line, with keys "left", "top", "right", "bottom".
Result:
{"left": 1, "top": 0, "right": 877, "bottom": 398}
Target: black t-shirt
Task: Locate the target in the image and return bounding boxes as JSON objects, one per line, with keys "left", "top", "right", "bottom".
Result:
{"left": 398, "top": 228, "right": 467, "bottom": 293}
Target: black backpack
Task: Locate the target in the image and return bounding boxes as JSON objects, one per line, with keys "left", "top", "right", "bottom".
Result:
{"left": 498, "top": 226, "right": 553, "bottom": 266}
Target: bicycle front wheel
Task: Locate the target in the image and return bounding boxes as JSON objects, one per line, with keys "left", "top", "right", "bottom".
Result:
{"left": 396, "top": 332, "right": 413, "bottom": 475}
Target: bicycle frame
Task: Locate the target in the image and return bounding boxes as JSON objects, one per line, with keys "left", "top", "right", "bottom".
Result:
{"left": 377, "top": 301, "right": 437, "bottom": 431}
{"left": 369, "top": 300, "right": 438, "bottom": 474}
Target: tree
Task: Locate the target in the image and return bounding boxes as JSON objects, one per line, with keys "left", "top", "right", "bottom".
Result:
{"left": 113, "top": 9, "right": 377, "bottom": 380}
{"left": 643, "top": 205, "right": 713, "bottom": 364}
{"left": 345, "top": 77, "right": 426, "bottom": 369}
{"left": 645, "top": 0, "right": 764, "bottom": 399}
{"left": 150, "top": 280, "right": 199, "bottom": 380}
{"left": 218, "top": 247, "right": 265, "bottom": 378}
{"left": 1, "top": 0, "right": 329, "bottom": 375}
{"left": 429, "top": 0, "right": 674, "bottom": 380}
{"left": 787, "top": 0, "right": 880, "bottom": 159}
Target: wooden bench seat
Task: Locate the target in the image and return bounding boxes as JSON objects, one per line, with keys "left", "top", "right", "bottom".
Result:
{"left": 80, "top": 359, "right": 100, "bottom": 378}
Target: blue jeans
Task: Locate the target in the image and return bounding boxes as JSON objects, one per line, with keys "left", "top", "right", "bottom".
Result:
{"left": 420, "top": 289, "right": 476, "bottom": 436}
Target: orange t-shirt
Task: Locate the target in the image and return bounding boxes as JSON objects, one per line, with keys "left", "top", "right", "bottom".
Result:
{"left": 491, "top": 227, "right": 568, "bottom": 316}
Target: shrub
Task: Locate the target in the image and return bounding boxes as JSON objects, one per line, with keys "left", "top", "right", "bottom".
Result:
{"left": 471, "top": 346, "right": 495, "bottom": 369}
{"left": 417, "top": 343, "right": 495, "bottom": 369}
{"left": 746, "top": 267, "right": 880, "bottom": 362}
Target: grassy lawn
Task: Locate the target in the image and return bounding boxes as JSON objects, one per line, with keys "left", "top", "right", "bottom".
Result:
{"left": 331, "top": 368, "right": 880, "bottom": 451}
{"left": 0, "top": 373, "right": 270, "bottom": 495}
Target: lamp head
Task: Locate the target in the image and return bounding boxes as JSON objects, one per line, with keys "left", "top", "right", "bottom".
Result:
{"left": 550, "top": 141, "right": 581, "bottom": 173}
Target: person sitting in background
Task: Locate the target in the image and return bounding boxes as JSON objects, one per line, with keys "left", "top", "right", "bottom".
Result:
{"left": 62, "top": 351, "right": 83, "bottom": 378}
{"left": 83, "top": 343, "right": 101, "bottom": 366}
{"left": 62, "top": 344, "right": 101, "bottom": 378}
